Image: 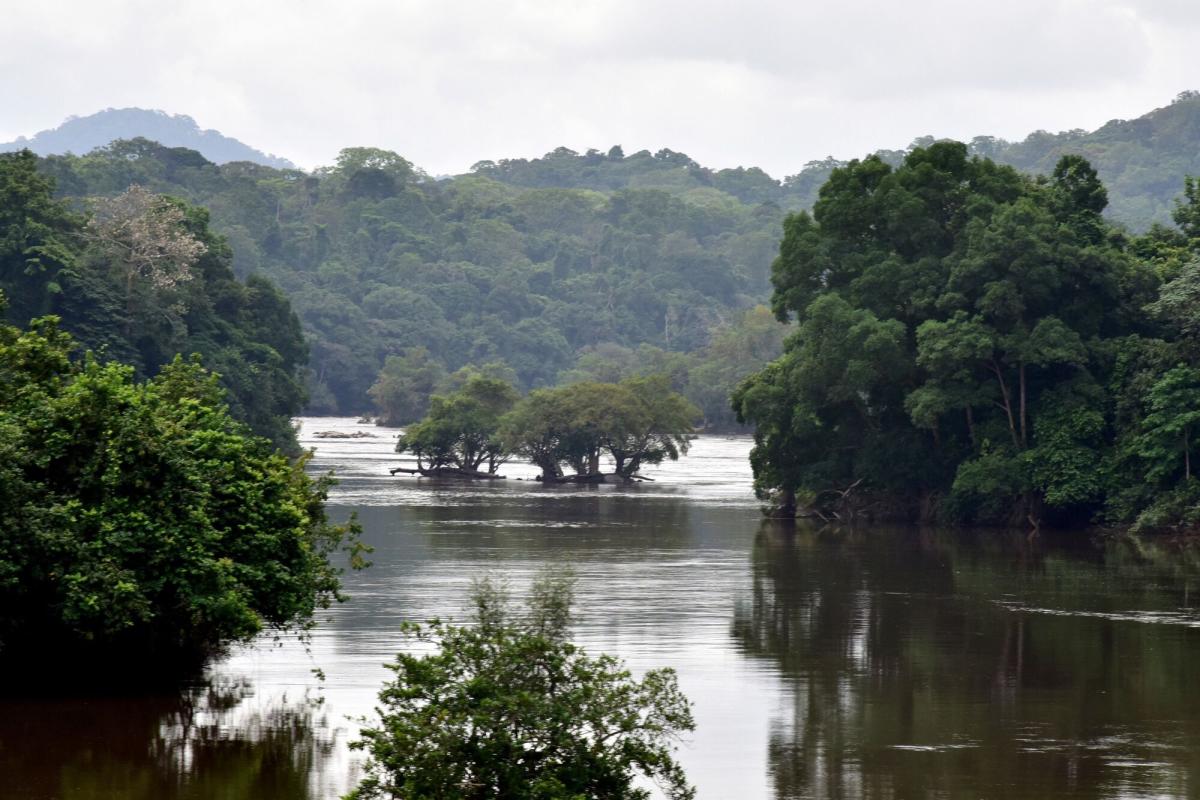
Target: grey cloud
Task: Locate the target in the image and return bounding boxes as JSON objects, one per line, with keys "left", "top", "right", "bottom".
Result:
{"left": 0, "top": 0, "right": 1196, "bottom": 178}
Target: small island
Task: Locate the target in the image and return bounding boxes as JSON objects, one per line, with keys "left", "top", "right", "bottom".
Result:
{"left": 390, "top": 373, "right": 697, "bottom": 483}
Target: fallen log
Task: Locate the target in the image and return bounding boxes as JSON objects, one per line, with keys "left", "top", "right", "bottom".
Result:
{"left": 390, "top": 466, "right": 506, "bottom": 479}
{"left": 537, "top": 472, "right": 652, "bottom": 484}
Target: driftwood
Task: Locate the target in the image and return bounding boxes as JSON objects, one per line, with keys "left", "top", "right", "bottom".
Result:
{"left": 537, "top": 472, "right": 653, "bottom": 484}
{"left": 313, "top": 430, "right": 377, "bottom": 439}
{"left": 390, "top": 466, "right": 506, "bottom": 479}
{"left": 808, "top": 478, "right": 865, "bottom": 523}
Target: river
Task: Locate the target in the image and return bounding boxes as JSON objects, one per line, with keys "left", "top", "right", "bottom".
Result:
{"left": 4, "top": 416, "right": 1200, "bottom": 799}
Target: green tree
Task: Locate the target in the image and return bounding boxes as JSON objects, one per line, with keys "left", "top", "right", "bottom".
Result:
{"left": 396, "top": 374, "right": 520, "bottom": 475}
{"left": 368, "top": 347, "right": 447, "bottom": 426}
{"left": 348, "top": 573, "right": 695, "bottom": 800}
{"left": 499, "top": 378, "right": 697, "bottom": 481}
{"left": 1135, "top": 365, "right": 1200, "bottom": 483}
{"left": 0, "top": 302, "right": 362, "bottom": 671}
{"left": 0, "top": 150, "right": 79, "bottom": 323}
{"left": 739, "top": 144, "right": 1148, "bottom": 525}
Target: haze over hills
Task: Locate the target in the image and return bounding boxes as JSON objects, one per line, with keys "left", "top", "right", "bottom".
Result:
{"left": 8, "top": 92, "right": 1200, "bottom": 228}
{"left": 0, "top": 108, "right": 295, "bottom": 169}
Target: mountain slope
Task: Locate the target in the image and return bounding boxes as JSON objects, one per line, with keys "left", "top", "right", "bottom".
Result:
{"left": 1, "top": 108, "right": 295, "bottom": 169}
{"left": 985, "top": 91, "right": 1200, "bottom": 230}
{"left": 470, "top": 92, "right": 1200, "bottom": 231}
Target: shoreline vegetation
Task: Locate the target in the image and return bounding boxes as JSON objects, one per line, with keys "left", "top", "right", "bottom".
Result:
{"left": 734, "top": 143, "right": 1200, "bottom": 535}
{"left": 0, "top": 301, "right": 364, "bottom": 681}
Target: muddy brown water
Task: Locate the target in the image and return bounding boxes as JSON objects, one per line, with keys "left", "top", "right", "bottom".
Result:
{"left": 3, "top": 417, "right": 1200, "bottom": 799}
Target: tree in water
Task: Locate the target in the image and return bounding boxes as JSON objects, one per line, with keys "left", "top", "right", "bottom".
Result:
{"left": 348, "top": 572, "right": 695, "bottom": 800}
{"left": 498, "top": 376, "right": 697, "bottom": 482}
{"left": 395, "top": 373, "right": 520, "bottom": 476}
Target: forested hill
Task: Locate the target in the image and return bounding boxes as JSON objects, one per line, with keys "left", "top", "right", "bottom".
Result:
{"left": 36, "top": 144, "right": 786, "bottom": 423}
{"left": 1, "top": 108, "right": 295, "bottom": 169}
{"left": 474, "top": 91, "right": 1200, "bottom": 231}
{"left": 984, "top": 91, "right": 1200, "bottom": 230}
{"left": 18, "top": 91, "right": 1200, "bottom": 423}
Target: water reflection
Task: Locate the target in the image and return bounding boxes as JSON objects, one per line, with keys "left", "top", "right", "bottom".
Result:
{"left": 735, "top": 524, "right": 1200, "bottom": 799}
{"left": 1, "top": 678, "right": 344, "bottom": 800}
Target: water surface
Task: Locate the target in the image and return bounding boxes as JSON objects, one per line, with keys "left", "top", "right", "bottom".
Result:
{"left": 4, "top": 417, "right": 1200, "bottom": 799}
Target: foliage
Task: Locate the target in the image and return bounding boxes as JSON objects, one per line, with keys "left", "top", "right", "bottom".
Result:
{"left": 0, "top": 303, "right": 363, "bottom": 669}
{"left": 0, "top": 150, "right": 308, "bottom": 450}
{"left": 349, "top": 573, "right": 695, "bottom": 800}
{"left": 735, "top": 141, "right": 1200, "bottom": 528}
{"left": 500, "top": 376, "right": 698, "bottom": 480}
{"left": 559, "top": 306, "right": 786, "bottom": 430}
{"left": 368, "top": 346, "right": 447, "bottom": 426}
{"left": 974, "top": 91, "right": 1200, "bottom": 230}
{"left": 396, "top": 373, "right": 520, "bottom": 473}
{"left": 35, "top": 141, "right": 786, "bottom": 416}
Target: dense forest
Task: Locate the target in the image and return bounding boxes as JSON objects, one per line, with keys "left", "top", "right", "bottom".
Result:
{"left": 10, "top": 91, "right": 1199, "bottom": 432}
{"left": 733, "top": 141, "right": 1200, "bottom": 531}
{"left": 32, "top": 142, "right": 787, "bottom": 426}
{"left": 0, "top": 150, "right": 307, "bottom": 449}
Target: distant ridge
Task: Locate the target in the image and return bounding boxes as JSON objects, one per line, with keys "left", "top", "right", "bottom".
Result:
{"left": 0, "top": 108, "right": 295, "bottom": 169}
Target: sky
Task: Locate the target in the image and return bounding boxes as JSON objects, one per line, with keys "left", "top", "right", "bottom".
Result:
{"left": 3, "top": 0, "right": 1200, "bottom": 177}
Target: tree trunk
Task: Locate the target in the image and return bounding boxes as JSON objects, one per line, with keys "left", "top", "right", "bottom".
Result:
{"left": 1186, "top": 427, "right": 1191, "bottom": 481}
{"left": 1018, "top": 361, "right": 1027, "bottom": 448}
{"left": 966, "top": 406, "right": 977, "bottom": 448}
{"left": 990, "top": 360, "right": 1020, "bottom": 449}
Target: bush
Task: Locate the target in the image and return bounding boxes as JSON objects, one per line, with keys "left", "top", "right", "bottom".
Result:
{"left": 349, "top": 573, "right": 695, "bottom": 800}
{"left": 0, "top": 308, "right": 363, "bottom": 673}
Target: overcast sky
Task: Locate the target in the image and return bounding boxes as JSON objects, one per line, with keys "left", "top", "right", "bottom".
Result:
{"left": 3, "top": 0, "right": 1200, "bottom": 176}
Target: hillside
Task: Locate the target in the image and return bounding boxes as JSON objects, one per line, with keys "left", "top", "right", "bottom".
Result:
{"left": 12, "top": 93, "right": 1200, "bottom": 424}
{"left": 985, "top": 91, "right": 1200, "bottom": 230}
{"left": 1, "top": 108, "right": 295, "bottom": 169}
{"left": 36, "top": 144, "right": 786, "bottom": 425}
{"left": 466, "top": 92, "right": 1200, "bottom": 231}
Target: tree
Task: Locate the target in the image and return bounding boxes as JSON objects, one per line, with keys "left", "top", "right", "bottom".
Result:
{"left": 395, "top": 374, "right": 520, "bottom": 476}
{"left": 499, "top": 377, "right": 697, "bottom": 482}
{"left": 82, "top": 184, "right": 206, "bottom": 331}
{"left": 1174, "top": 175, "right": 1200, "bottom": 245}
{"left": 1136, "top": 365, "right": 1200, "bottom": 483}
{"left": 348, "top": 573, "right": 695, "bottom": 800}
{"left": 605, "top": 375, "right": 698, "bottom": 477}
{"left": 0, "top": 302, "right": 363, "bottom": 672}
{"left": 740, "top": 144, "right": 1145, "bottom": 525}
{"left": 0, "top": 150, "right": 79, "bottom": 323}
{"left": 369, "top": 347, "right": 447, "bottom": 426}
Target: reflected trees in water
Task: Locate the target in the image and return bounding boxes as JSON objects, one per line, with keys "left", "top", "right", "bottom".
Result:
{"left": 0, "top": 678, "right": 346, "bottom": 800}
{"left": 733, "top": 523, "right": 1200, "bottom": 800}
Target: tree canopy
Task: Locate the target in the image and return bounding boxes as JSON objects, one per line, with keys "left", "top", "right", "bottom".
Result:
{"left": 500, "top": 376, "right": 698, "bottom": 482}
{"left": 349, "top": 573, "right": 695, "bottom": 800}
{"left": 0, "top": 301, "right": 362, "bottom": 672}
{"left": 735, "top": 142, "right": 1200, "bottom": 530}
{"left": 0, "top": 150, "right": 308, "bottom": 449}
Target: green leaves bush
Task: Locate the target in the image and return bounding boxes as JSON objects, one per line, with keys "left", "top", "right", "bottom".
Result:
{"left": 350, "top": 574, "right": 695, "bottom": 800}
{"left": 0, "top": 306, "right": 361, "bottom": 669}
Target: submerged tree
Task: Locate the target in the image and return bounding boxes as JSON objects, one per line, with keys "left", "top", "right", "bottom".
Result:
{"left": 499, "top": 376, "right": 697, "bottom": 482}
{"left": 349, "top": 573, "right": 695, "bottom": 800}
{"left": 394, "top": 374, "right": 520, "bottom": 477}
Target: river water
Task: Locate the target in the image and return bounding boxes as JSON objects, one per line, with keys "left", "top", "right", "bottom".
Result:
{"left": 5, "top": 417, "right": 1200, "bottom": 799}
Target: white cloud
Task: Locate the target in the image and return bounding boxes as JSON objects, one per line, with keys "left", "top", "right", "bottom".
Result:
{"left": 1, "top": 0, "right": 1197, "bottom": 177}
